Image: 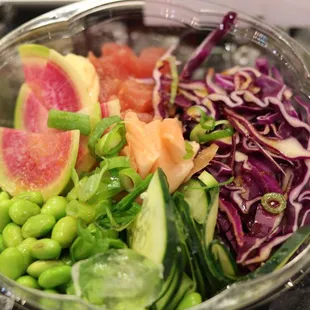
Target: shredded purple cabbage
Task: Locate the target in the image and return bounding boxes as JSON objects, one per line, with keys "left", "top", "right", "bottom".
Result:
{"left": 150, "top": 11, "right": 310, "bottom": 270}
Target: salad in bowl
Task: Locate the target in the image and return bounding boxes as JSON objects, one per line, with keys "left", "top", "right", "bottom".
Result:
{"left": 0, "top": 8, "right": 309, "bottom": 310}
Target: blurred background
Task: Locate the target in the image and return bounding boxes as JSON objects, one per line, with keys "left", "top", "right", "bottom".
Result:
{"left": 1, "top": 1, "right": 310, "bottom": 309}
{"left": 1, "top": 0, "right": 310, "bottom": 52}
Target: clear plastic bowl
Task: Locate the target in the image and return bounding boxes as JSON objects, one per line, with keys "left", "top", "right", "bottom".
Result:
{"left": 0, "top": 0, "right": 310, "bottom": 309}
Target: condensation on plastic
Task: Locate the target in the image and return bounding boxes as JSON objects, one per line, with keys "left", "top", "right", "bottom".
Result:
{"left": 0, "top": 1, "right": 310, "bottom": 309}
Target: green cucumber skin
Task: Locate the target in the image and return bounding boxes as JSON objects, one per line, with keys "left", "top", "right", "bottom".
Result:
{"left": 249, "top": 226, "right": 310, "bottom": 279}
{"left": 174, "top": 193, "right": 216, "bottom": 299}
{"left": 180, "top": 179, "right": 208, "bottom": 225}
{"left": 156, "top": 169, "right": 183, "bottom": 280}
{"left": 208, "top": 240, "right": 239, "bottom": 283}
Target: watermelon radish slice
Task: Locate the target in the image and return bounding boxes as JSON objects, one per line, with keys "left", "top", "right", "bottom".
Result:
{"left": 19, "top": 44, "right": 92, "bottom": 111}
{"left": 14, "top": 83, "right": 51, "bottom": 133}
{"left": 14, "top": 85, "right": 101, "bottom": 173}
{"left": 0, "top": 128, "right": 80, "bottom": 200}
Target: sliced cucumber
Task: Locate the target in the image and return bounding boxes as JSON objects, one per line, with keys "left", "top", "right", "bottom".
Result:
{"left": 209, "top": 240, "right": 239, "bottom": 281}
{"left": 247, "top": 226, "right": 310, "bottom": 279}
{"left": 168, "top": 273, "right": 195, "bottom": 310}
{"left": 154, "top": 254, "right": 185, "bottom": 310}
{"left": 204, "top": 187, "right": 219, "bottom": 247}
{"left": 129, "top": 169, "right": 181, "bottom": 279}
{"left": 174, "top": 192, "right": 218, "bottom": 298}
{"left": 179, "top": 179, "right": 208, "bottom": 225}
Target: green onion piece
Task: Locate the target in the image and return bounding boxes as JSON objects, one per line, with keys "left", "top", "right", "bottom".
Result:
{"left": 218, "top": 176, "right": 234, "bottom": 187}
{"left": 66, "top": 200, "right": 97, "bottom": 224}
{"left": 183, "top": 141, "right": 194, "bottom": 160}
{"left": 167, "top": 56, "right": 179, "bottom": 105}
{"left": 117, "top": 173, "right": 153, "bottom": 212}
{"left": 201, "top": 116, "right": 216, "bottom": 131}
{"left": 88, "top": 115, "right": 121, "bottom": 158}
{"left": 78, "top": 163, "right": 108, "bottom": 202}
{"left": 261, "top": 192, "right": 287, "bottom": 214}
{"left": 47, "top": 109, "right": 90, "bottom": 135}
{"left": 190, "top": 124, "right": 207, "bottom": 142}
{"left": 95, "top": 123, "right": 126, "bottom": 158}
{"left": 119, "top": 168, "right": 143, "bottom": 192}
{"left": 198, "top": 171, "right": 218, "bottom": 188}
{"left": 198, "top": 127, "right": 234, "bottom": 143}
{"left": 101, "top": 156, "right": 131, "bottom": 170}
{"left": 214, "top": 120, "right": 230, "bottom": 127}
{"left": 71, "top": 168, "right": 80, "bottom": 188}
{"left": 187, "top": 106, "right": 207, "bottom": 123}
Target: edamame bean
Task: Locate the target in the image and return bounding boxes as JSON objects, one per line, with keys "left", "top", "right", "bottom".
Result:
{"left": 51, "top": 216, "right": 77, "bottom": 248}
{"left": 44, "top": 289, "right": 58, "bottom": 294}
{"left": 0, "top": 248, "right": 25, "bottom": 279}
{"left": 16, "top": 275, "right": 40, "bottom": 289}
{"left": 0, "top": 235, "right": 5, "bottom": 253}
{"left": 38, "top": 265, "right": 72, "bottom": 289}
{"left": 27, "top": 260, "right": 64, "bottom": 278}
{"left": 9, "top": 200, "right": 41, "bottom": 225}
{"left": 22, "top": 214, "right": 56, "bottom": 238}
{"left": 0, "top": 191, "right": 10, "bottom": 201}
{"left": 31, "top": 239, "right": 61, "bottom": 260}
{"left": 41, "top": 196, "right": 67, "bottom": 220}
{"left": 3, "top": 223, "right": 23, "bottom": 247}
{"left": 17, "top": 237, "right": 37, "bottom": 268}
{"left": 66, "top": 284, "right": 75, "bottom": 295}
{"left": 176, "top": 292, "right": 202, "bottom": 310}
{"left": 0, "top": 200, "right": 12, "bottom": 232}
{"left": 14, "top": 191, "right": 44, "bottom": 206}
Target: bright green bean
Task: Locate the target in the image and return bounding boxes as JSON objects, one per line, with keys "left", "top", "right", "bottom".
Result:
{"left": 14, "top": 191, "right": 44, "bottom": 206}
{"left": 0, "top": 235, "right": 5, "bottom": 253}
{"left": 41, "top": 196, "right": 67, "bottom": 220}
{"left": 0, "top": 200, "right": 12, "bottom": 233}
{"left": 27, "top": 260, "right": 64, "bottom": 278}
{"left": 38, "top": 265, "right": 72, "bottom": 289}
{"left": 17, "top": 237, "right": 37, "bottom": 268}
{"left": 44, "top": 289, "right": 58, "bottom": 294}
{"left": 176, "top": 292, "right": 202, "bottom": 310}
{"left": 22, "top": 214, "right": 56, "bottom": 238}
{"left": 66, "top": 284, "right": 75, "bottom": 295}
{"left": 16, "top": 275, "right": 40, "bottom": 289}
{"left": 51, "top": 216, "right": 77, "bottom": 248}
{"left": 30, "top": 239, "right": 61, "bottom": 260}
{"left": 3, "top": 223, "right": 23, "bottom": 247}
{"left": 9, "top": 200, "right": 41, "bottom": 225}
{"left": 0, "top": 248, "right": 25, "bottom": 279}
{"left": 0, "top": 192, "right": 10, "bottom": 201}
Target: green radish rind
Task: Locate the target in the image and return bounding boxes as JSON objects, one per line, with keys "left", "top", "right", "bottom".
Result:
{"left": 14, "top": 83, "right": 31, "bottom": 130}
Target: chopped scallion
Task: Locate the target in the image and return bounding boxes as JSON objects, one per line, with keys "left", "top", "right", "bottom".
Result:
{"left": 47, "top": 109, "right": 90, "bottom": 135}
